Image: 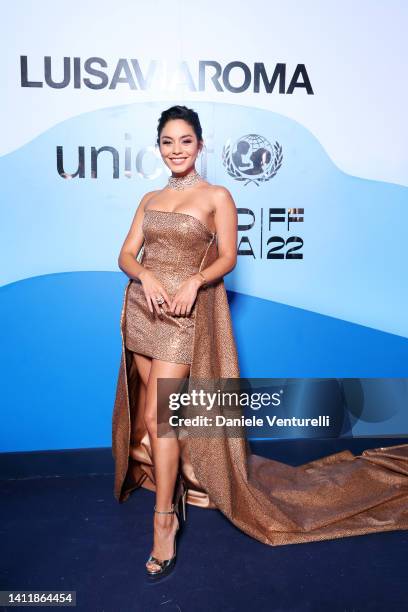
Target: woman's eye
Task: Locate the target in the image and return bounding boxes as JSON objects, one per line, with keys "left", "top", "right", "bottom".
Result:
{"left": 162, "top": 140, "right": 192, "bottom": 145}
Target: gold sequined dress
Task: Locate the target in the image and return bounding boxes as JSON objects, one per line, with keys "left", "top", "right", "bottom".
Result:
{"left": 124, "top": 209, "right": 215, "bottom": 364}
{"left": 112, "top": 208, "right": 408, "bottom": 546}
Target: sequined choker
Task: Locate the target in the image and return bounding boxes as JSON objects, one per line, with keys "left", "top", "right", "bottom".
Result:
{"left": 167, "top": 169, "right": 203, "bottom": 191}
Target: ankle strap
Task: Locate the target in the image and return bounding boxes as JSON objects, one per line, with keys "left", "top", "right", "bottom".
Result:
{"left": 154, "top": 504, "right": 175, "bottom": 514}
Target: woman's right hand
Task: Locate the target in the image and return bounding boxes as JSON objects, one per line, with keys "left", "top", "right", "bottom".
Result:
{"left": 138, "top": 269, "right": 172, "bottom": 315}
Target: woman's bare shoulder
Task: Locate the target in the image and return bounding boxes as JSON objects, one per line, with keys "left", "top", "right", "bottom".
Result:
{"left": 139, "top": 189, "right": 162, "bottom": 211}
{"left": 208, "top": 183, "right": 233, "bottom": 195}
{"left": 206, "top": 184, "right": 236, "bottom": 212}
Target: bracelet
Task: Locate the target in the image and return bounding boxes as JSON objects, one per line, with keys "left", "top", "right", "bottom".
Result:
{"left": 198, "top": 271, "right": 207, "bottom": 286}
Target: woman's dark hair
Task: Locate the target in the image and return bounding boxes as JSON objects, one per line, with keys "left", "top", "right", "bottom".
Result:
{"left": 156, "top": 105, "right": 203, "bottom": 146}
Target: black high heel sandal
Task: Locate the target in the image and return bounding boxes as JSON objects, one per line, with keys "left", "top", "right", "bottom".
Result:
{"left": 146, "top": 474, "right": 187, "bottom": 580}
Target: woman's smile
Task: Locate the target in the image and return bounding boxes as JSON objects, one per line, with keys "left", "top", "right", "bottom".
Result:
{"left": 170, "top": 157, "right": 188, "bottom": 165}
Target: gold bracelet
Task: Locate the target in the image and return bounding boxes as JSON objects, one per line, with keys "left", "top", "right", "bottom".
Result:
{"left": 198, "top": 271, "right": 207, "bottom": 286}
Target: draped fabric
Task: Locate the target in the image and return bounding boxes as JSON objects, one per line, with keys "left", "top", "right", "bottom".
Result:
{"left": 112, "top": 236, "right": 408, "bottom": 546}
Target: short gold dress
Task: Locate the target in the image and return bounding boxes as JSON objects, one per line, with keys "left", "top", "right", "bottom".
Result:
{"left": 112, "top": 205, "right": 408, "bottom": 547}
{"left": 124, "top": 208, "right": 215, "bottom": 364}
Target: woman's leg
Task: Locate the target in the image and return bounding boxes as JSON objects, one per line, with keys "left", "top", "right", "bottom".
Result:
{"left": 134, "top": 355, "right": 190, "bottom": 572}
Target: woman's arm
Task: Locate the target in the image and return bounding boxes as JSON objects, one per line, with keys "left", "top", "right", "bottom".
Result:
{"left": 118, "top": 191, "right": 156, "bottom": 281}
{"left": 118, "top": 191, "right": 172, "bottom": 315}
{"left": 190, "top": 186, "right": 238, "bottom": 289}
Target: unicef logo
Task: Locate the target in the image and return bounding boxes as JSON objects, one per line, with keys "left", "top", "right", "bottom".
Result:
{"left": 222, "top": 134, "right": 283, "bottom": 186}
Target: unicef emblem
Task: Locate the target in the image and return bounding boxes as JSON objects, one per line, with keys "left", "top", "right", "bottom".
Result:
{"left": 222, "top": 134, "right": 282, "bottom": 186}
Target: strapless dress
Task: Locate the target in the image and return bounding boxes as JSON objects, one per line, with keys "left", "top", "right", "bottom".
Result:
{"left": 124, "top": 208, "right": 215, "bottom": 364}
{"left": 112, "top": 206, "right": 408, "bottom": 547}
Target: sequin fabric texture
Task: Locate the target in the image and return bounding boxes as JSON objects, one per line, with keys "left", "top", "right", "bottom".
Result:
{"left": 124, "top": 209, "right": 215, "bottom": 364}
{"left": 112, "top": 206, "right": 408, "bottom": 547}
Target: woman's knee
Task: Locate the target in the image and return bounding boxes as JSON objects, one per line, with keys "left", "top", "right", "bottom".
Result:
{"left": 144, "top": 405, "right": 157, "bottom": 435}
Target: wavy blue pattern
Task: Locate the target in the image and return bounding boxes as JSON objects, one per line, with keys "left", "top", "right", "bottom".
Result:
{"left": 0, "top": 101, "right": 407, "bottom": 337}
{"left": 1, "top": 272, "right": 407, "bottom": 452}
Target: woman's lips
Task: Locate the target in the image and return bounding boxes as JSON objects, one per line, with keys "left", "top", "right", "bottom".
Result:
{"left": 170, "top": 158, "right": 187, "bottom": 164}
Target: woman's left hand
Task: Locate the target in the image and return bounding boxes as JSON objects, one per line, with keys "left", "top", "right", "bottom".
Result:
{"left": 169, "top": 276, "right": 202, "bottom": 316}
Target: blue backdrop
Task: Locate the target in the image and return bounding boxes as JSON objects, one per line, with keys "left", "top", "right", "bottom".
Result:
{"left": 1, "top": 3, "right": 407, "bottom": 451}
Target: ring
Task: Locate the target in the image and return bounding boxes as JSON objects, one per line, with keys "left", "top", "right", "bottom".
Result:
{"left": 155, "top": 295, "right": 164, "bottom": 305}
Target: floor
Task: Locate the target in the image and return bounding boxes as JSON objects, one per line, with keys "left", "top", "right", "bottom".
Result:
{"left": 1, "top": 438, "right": 407, "bottom": 612}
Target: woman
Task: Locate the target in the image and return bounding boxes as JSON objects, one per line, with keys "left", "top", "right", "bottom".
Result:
{"left": 113, "top": 104, "right": 239, "bottom": 579}
{"left": 112, "top": 105, "right": 408, "bottom": 580}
